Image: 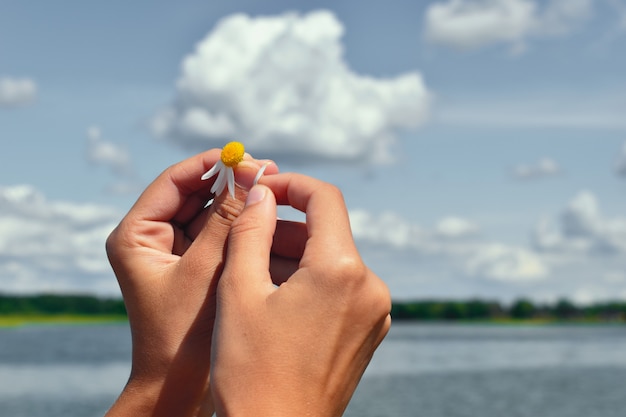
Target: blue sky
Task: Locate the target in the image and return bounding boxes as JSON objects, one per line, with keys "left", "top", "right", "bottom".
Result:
{"left": 1, "top": 0, "right": 625, "bottom": 303}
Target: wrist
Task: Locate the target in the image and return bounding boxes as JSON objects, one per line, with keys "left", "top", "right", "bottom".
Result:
{"left": 105, "top": 377, "right": 162, "bottom": 417}
{"left": 213, "top": 384, "right": 333, "bottom": 417}
{"left": 106, "top": 366, "right": 214, "bottom": 417}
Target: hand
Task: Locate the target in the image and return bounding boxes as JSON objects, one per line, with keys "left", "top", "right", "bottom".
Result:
{"left": 210, "top": 174, "right": 392, "bottom": 417}
{"left": 104, "top": 149, "right": 277, "bottom": 417}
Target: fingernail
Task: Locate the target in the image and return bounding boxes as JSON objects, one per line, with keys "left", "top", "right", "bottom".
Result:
{"left": 234, "top": 161, "right": 263, "bottom": 191}
{"left": 245, "top": 185, "right": 266, "bottom": 207}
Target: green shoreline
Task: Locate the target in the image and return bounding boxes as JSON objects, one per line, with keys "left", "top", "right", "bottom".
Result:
{"left": 3, "top": 294, "right": 625, "bottom": 324}
{"left": 0, "top": 314, "right": 128, "bottom": 328}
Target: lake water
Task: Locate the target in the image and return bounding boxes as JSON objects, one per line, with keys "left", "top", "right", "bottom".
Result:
{"left": 1, "top": 322, "right": 625, "bottom": 416}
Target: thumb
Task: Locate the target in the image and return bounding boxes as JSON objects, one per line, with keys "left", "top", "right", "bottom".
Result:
{"left": 220, "top": 184, "right": 277, "bottom": 297}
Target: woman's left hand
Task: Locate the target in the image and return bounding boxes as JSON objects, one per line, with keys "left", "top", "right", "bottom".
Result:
{"left": 105, "top": 149, "right": 277, "bottom": 417}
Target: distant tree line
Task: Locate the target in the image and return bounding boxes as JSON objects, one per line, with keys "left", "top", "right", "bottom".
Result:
{"left": 391, "top": 298, "right": 626, "bottom": 322}
{"left": 0, "top": 293, "right": 126, "bottom": 316}
{"left": 2, "top": 293, "right": 625, "bottom": 322}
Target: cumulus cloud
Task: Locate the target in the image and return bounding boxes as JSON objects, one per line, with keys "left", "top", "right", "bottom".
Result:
{"left": 435, "top": 216, "right": 479, "bottom": 238}
{"left": 512, "top": 157, "right": 560, "bottom": 179}
{"left": 0, "top": 185, "right": 121, "bottom": 294}
{"left": 86, "top": 127, "right": 133, "bottom": 176}
{"left": 349, "top": 210, "right": 480, "bottom": 255}
{"left": 570, "top": 285, "right": 626, "bottom": 305}
{"left": 465, "top": 243, "right": 547, "bottom": 282}
{"left": 86, "top": 127, "right": 143, "bottom": 195}
{"left": 532, "top": 190, "right": 626, "bottom": 254}
{"left": 152, "top": 10, "right": 431, "bottom": 164}
{"left": 349, "top": 209, "right": 547, "bottom": 282}
{"left": 349, "top": 204, "right": 626, "bottom": 301}
{"left": 424, "top": 0, "right": 592, "bottom": 53}
{"left": 347, "top": 192, "right": 626, "bottom": 300}
{"left": 349, "top": 210, "right": 423, "bottom": 250}
{"left": 0, "top": 77, "right": 37, "bottom": 108}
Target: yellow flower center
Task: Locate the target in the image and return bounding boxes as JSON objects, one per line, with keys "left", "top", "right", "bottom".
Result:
{"left": 220, "top": 141, "right": 245, "bottom": 167}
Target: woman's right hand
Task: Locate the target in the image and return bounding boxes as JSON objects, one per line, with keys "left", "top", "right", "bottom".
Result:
{"left": 211, "top": 173, "right": 392, "bottom": 417}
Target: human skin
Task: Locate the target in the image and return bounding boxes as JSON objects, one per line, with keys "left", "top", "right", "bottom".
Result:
{"left": 104, "top": 150, "right": 391, "bottom": 417}
{"left": 104, "top": 149, "right": 278, "bottom": 417}
{"left": 210, "top": 175, "right": 392, "bottom": 417}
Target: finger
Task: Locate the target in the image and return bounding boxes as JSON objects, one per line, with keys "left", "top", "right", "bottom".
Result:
{"left": 129, "top": 149, "right": 222, "bottom": 224}
{"left": 180, "top": 161, "right": 279, "bottom": 242}
{"left": 259, "top": 173, "right": 358, "bottom": 258}
{"left": 172, "top": 159, "right": 279, "bottom": 229}
{"left": 172, "top": 160, "right": 279, "bottom": 281}
{"left": 236, "top": 160, "right": 278, "bottom": 190}
{"left": 271, "top": 220, "right": 307, "bottom": 260}
{"left": 109, "top": 150, "right": 223, "bottom": 256}
{"left": 220, "top": 184, "right": 277, "bottom": 298}
{"left": 175, "top": 176, "right": 249, "bottom": 283}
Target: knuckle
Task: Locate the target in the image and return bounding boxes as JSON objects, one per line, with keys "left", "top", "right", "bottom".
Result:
{"left": 326, "top": 253, "right": 367, "bottom": 282}
{"left": 368, "top": 278, "right": 392, "bottom": 317}
{"left": 104, "top": 220, "right": 134, "bottom": 267}
{"left": 349, "top": 268, "right": 392, "bottom": 319}
{"left": 105, "top": 229, "right": 117, "bottom": 255}
{"left": 104, "top": 225, "right": 129, "bottom": 281}
{"left": 212, "top": 196, "right": 245, "bottom": 228}
{"left": 322, "top": 182, "right": 345, "bottom": 203}
{"left": 303, "top": 177, "right": 345, "bottom": 204}
{"left": 105, "top": 224, "right": 124, "bottom": 259}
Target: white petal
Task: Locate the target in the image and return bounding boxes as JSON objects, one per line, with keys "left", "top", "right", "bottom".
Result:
{"left": 253, "top": 163, "right": 270, "bottom": 186}
{"left": 227, "top": 167, "right": 235, "bottom": 199}
{"left": 211, "top": 166, "right": 227, "bottom": 195}
{"left": 213, "top": 176, "right": 226, "bottom": 196}
{"left": 201, "top": 161, "right": 223, "bottom": 180}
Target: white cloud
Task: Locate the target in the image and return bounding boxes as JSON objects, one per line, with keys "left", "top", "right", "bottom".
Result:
{"left": 349, "top": 210, "right": 422, "bottom": 250}
{"left": 424, "top": 0, "right": 536, "bottom": 52}
{"left": 532, "top": 190, "right": 626, "bottom": 255}
{"left": 349, "top": 209, "right": 547, "bottom": 283}
{"left": 465, "top": 243, "right": 548, "bottom": 282}
{"left": 570, "top": 285, "right": 626, "bottom": 305}
{"left": 349, "top": 209, "right": 479, "bottom": 255}
{"left": 562, "top": 191, "right": 602, "bottom": 237}
{"left": 424, "top": 0, "right": 592, "bottom": 53}
{"left": 86, "top": 127, "right": 143, "bottom": 195}
{"left": 86, "top": 127, "right": 133, "bottom": 176}
{"left": 513, "top": 157, "right": 560, "bottom": 179}
{"left": 0, "top": 185, "right": 121, "bottom": 294}
{"left": 435, "top": 216, "right": 479, "bottom": 238}
{"left": 152, "top": 10, "right": 431, "bottom": 164}
{"left": 348, "top": 205, "right": 626, "bottom": 301}
{"left": 0, "top": 77, "right": 37, "bottom": 108}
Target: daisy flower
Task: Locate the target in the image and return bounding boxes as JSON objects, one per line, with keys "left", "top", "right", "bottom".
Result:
{"left": 201, "top": 141, "right": 246, "bottom": 199}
